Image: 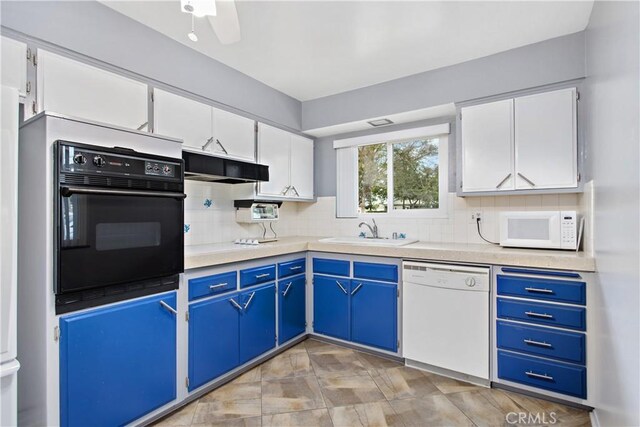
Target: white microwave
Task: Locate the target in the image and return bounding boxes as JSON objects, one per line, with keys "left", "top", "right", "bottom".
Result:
{"left": 499, "top": 211, "right": 583, "bottom": 250}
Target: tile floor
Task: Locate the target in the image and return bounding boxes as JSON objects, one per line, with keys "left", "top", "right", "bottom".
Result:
{"left": 154, "top": 339, "right": 591, "bottom": 427}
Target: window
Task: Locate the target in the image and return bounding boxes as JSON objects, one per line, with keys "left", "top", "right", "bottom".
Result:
{"left": 335, "top": 124, "right": 449, "bottom": 218}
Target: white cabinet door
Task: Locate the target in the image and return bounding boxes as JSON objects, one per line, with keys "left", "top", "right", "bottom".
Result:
{"left": 153, "top": 89, "right": 212, "bottom": 150}
{"left": 37, "top": 50, "right": 148, "bottom": 131}
{"left": 515, "top": 88, "right": 577, "bottom": 189}
{"left": 213, "top": 107, "right": 255, "bottom": 161}
{"left": 257, "top": 123, "right": 290, "bottom": 197}
{"left": 461, "top": 99, "right": 514, "bottom": 192}
{"left": 1, "top": 37, "right": 26, "bottom": 95}
{"left": 289, "top": 135, "right": 314, "bottom": 199}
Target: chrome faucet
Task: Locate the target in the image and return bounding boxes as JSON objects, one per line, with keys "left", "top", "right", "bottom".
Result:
{"left": 358, "top": 219, "right": 379, "bottom": 238}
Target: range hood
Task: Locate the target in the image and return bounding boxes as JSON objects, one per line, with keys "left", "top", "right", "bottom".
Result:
{"left": 182, "top": 150, "right": 269, "bottom": 184}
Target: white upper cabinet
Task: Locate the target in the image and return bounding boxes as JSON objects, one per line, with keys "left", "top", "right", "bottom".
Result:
{"left": 154, "top": 89, "right": 212, "bottom": 150}
{"left": 257, "top": 123, "right": 314, "bottom": 200}
{"left": 1, "top": 37, "right": 27, "bottom": 95}
{"left": 460, "top": 87, "right": 578, "bottom": 194}
{"left": 212, "top": 107, "right": 256, "bottom": 161}
{"left": 515, "top": 88, "right": 577, "bottom": 190}
{"left": 461, "top": 99, "right": 514, "bottom": 192}
{"left": 153, "top": 89, "right": 256, "bottom": 160}
{"left": 37, "top": 50, "right": 148, "bottom": 130}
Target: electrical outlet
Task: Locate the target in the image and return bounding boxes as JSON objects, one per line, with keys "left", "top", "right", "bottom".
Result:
{"left": 471, "top": 212, "right": 482, "bottom": 221}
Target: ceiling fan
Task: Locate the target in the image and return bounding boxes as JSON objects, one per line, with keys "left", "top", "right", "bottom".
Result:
{"left": 181, "top": 0, "right": 241, "bottom": 44}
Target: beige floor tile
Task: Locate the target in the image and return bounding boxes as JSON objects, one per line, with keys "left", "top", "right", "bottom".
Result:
{"left": 153, "top": 399, "right": 198, "bottom": 426}
{"left": 191, "top": 400, "right": 262, "bottom": 424}
{"left": 233, "top": 366, "right": 262, "bottom": 384}
{"left": 191, "top": 416, "right": 261, "bottom": 427}
{"left": 356, "top": 352, "right": 403, "bottom": 374}
{"left": 502, "top": 389, "right": 588, "bottom": 419}
{"left": 427, "top": 373, "right": 482, "bottom": 395}
{"left": 447, "top": 390, "right": 511, "bottom": 427}
{"left": 329, "top": 401, "right": 405, "bottom": 427}
{"left": 310, "top": 349, "right": 368, "bottom": 378}
{"left": 262, "top": 348, "right": 313, "bottom": 380}
{"left": 389, "top": 395, "right": 474, "bottom": 426}
{"left": 263, "top": 408, "right": 333, "bottom": 427}
{"left": 371, "top": 366, "right": 440, "bottom": 400}
{"left": 262, "top": 376, "right": 327, "bottom": 415}
{"left": 199, "top": 381, "right": 261, "bottom": 403}
{"left": 304, "top": 339, "right": 350, "bottom": 354}
{"left": 318, "top": 374, "right": 387, "bottom": 408}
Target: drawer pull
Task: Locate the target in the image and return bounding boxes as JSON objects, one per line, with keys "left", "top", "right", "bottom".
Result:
{"left": 523, "top": 338, "right": 552, "bottom": 348}
{"left": 282, "top": 282, "right": 293, "bottom": 297}
{"left": 525, "top": 287, "right": 554, "bottom": 294}
{"left": 525, "top": 311, "right": 554, "bottom": 319}
{"left": 290, "top": 266, "right": 303, "bottom": 270}
{"left": 209, "top": 283, "right": 228, "bottom": 290}
{"left": 335, "top": 281, "right": 348, "bottom": 295}
{"left": 525, "top": 371, "right": 554, "bottom": 381}
{"left": 255, "top": 273, "right": 271, "bottom": 279}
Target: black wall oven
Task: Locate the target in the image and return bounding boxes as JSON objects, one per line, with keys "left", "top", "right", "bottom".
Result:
{"left": 55, "top": 141, "right": 185, "bottom": 313}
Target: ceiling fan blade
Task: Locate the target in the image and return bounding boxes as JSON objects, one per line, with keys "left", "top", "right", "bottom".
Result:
{"left": 207, "top": 0, "right": 241, "bottom": 44}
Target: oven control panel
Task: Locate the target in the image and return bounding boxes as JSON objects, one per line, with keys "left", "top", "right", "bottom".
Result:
{"left": 59, "top": 141, "right": 182, "bottom": 181}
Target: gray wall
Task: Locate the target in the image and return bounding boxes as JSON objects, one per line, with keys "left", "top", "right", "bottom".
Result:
{"left": 302, "top": 31, "right": 586, "bottom": 131}
{"left": 315, "top": 117, "right": 455, "bottom": 197}
{"left": 584, "top": 2, "right": 640, "bottom": 426}
{"left": 0, "top": 1, "right": 302, "bottom": 131}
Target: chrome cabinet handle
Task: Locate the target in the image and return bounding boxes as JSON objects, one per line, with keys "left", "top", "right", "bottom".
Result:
{"left": 290, "top": 266, "right": 303, "bottom": 271}
{"left": 243, "top": 292, "right": 256, "bottom": 310}
{"left": 518, "top": 172, "right": 536, "bottom": 186}
{"left": 291, "top": 185, "right": 300, "bottom": 196}
{"left": 137, "top": 121, "right": 148, "bottom": 131}
{"left": 216, "top": 139, "right": 228, "bottom": 155}
{"left": 496, "top": 173, "right": 512, "bottom": 188}
{"left": 525, "top": 311, "right": 554, "bottom": 319}
{"left": 281, "top": 185, "right": 291, "bottom": 195}
{"left": 229, "top": 298, "right": 243, "bottom": 311}
{"left": 159, "top": 300, "right": 177, "bottom": 315}
{"left": 202, "top": 136, "right": 215, "bottom": 151}
{"left": 335, "top": 281, "right": 348, "bottom": 295}
{"left": 525, "top": 287, "right": 554, "bottom": 294}
{"left": 209, "top": 283, "right": 228, "bottom": 290}
{"left": 256, "top": 273, "right": 271, "bottom": 279}
{"left": 282, "top": 282, "right": 293, "bottom": 297}
{"left": 524, "top": 339, "right": 552, "bottom": 348}
{"left": 351, "top": 283, "right": 363, "bottom": 296}
{"left": 525, "top": 371, "right": 554, "bottom": 381}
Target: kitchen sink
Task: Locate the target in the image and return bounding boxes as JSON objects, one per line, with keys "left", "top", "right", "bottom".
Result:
{"left": 319, "top": 236, "right": 418, "bottom": 247}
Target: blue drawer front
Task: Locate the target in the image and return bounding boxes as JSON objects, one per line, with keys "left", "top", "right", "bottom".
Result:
{"left": 189, "top": 271, "right": 237, "bottom": 301}
{"left": 278, "top": 258, "right": 306, "bottom": 279}
{"left": 501, "top": 268, "right": 581, "bottom": 279}
{"left": 240, "top": 264, "right": 276, "bottom": 288}
{"left": 498, "top": 351, "right": 586, "bottom": 399}
{"left": 497, "top": 298, "right": 586, "bottom": 331}
{"left": 313, "top": 258, "right": 350, "bottom": 277}
{"left": 353, "top": 262, "right": 398, "bottom": 283}
{"left": 497, "top": 321, "right": 586, "bottom": 364}
{"left": 498, "top": 275, "right": 586, "bottom": 305}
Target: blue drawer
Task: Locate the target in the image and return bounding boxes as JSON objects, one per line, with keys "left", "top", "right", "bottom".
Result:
{"left": 313, "top": 258, "right": 350, "bottom": 277}
{"left": 497, "top": 298, "right": 586, "bottom": 331}
{"left": 497, "top": 321, "right": 586, "bottom": 364}
{"left": 189, "top": 271, "right": 237, "bottom": 301}
{"left": 240, "top": 264, "right": 276, "bottom": 288}
{"left": 353, "top": 262, "right": 398, "bottom": 283}
{"left": 498, "top": 275, "right": 586, "bottom": 305}
{"left": 278, "top": 258, "right": 306, "bottom": 279}
{"left": 498, "top": 350, "right": 586, "bottom": 399}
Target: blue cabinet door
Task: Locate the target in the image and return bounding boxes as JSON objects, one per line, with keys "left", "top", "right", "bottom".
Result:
{"left": 278, "top": 275, "right": 306, "bottom": 344}
{"left": 60, "top": 292, "right": 177, "bottom": 427}
{"left": 188, "top": 292, "right": 242, "bottom": 391}
{"left": 313, "top": 275, "right": 350, "bottom": 340}
{"left": 350, "top": 280, "right": 397, "bottom": 352}
{"left": 239, "top": 283, "right": 276, "bottom": 363}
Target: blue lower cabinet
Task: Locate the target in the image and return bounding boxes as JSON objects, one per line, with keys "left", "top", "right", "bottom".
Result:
{"left": 188, "top": 293, "right": 242, "bottom": 391}
{"left": 278, "top": 276, "right": 306, "bottom": 344}
{"left": 498, "top": 350, "right": 587, "bottom": 399}
{"left": 60, "top": 293, "right": 177, "bottom": 427}
{"left": 240, "top": 283, "right": 276, "bottom": 363}
{"left": 350, "top": 280, "right": 397, "bottom": 352}
{"left": 497, "top": 298, "right": 586, "bottom": 331}
{"left": 313, "top": 275, "right": 350, "bottom": 340}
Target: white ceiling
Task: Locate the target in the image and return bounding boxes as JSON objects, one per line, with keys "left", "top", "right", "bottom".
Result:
{"left": 101, "top": 1, "right": 594, "bottom": 102}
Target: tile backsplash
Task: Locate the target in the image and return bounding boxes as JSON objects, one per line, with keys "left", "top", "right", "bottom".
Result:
{"left": 184, "top": 180, "right": 593, "bottom": 255}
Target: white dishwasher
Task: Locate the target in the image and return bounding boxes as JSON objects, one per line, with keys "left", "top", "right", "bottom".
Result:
{"left": 402, "top": 261, "right": 490, "bottom": 381}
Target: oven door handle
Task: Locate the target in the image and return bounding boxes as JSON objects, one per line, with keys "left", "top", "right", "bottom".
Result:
{"left": 60, "top": 186, "right": 187, "bottom": 200}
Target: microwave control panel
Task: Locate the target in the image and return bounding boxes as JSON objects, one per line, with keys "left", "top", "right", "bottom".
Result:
{"left": 560, "top": 211, "right": 578, "bottom": 248}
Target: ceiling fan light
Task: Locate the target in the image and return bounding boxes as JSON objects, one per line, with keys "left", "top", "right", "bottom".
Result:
{"left": 188, "top": 31, "right": 198, "bottom": 42}
{"left": 181, "top": 0, "right": 216, "bottom": 17}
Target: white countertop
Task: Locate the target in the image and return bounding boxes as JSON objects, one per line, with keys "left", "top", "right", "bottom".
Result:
{"left": 184, "top": 236, "right": 596, "bottom": 272}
